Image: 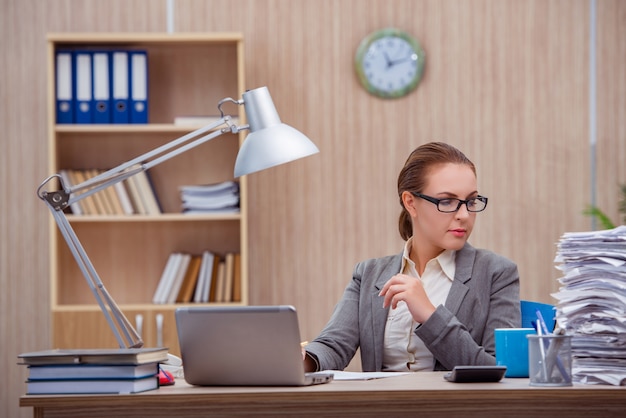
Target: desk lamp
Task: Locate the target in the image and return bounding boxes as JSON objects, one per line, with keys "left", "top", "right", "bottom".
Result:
{"left": 37, "top": 86, "right": 319, "bottom": 349}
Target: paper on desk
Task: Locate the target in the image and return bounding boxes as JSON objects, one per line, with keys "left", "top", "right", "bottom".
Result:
{"left": 552, "top": 225, "right": 626, "bottom": 385}
{"left": 322, "top": 370, "right": 411, "bottom": 380}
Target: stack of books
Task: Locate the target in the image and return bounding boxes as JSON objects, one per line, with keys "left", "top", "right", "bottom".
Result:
{"left": 59, "top": 168, "right": 162, "bottom": 215}
{"left": 552, "top": 225, "right": 626, "bottom": 385}
{"left": 152, "top": 251, "right": 241, "bottom": 304}
{"left": 179, "top": 181, "right": 239, "bottom": 214}
{"left": 18, "top": 347, "right": 168, "bottom": 394}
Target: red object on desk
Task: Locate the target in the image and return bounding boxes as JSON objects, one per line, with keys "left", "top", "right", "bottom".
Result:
{"left": 158, "top": 368, "right": 175, "bottom": 386}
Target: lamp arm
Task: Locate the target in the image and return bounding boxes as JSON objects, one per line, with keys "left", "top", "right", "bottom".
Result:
{"left": 38, "top": 116, "right": 244, "bottom": 211}
{"left": 48, "top": 206, "right": 143, "bottom": 348}
{"left": 36, "top": 115, "right": 244, "bottom": 349}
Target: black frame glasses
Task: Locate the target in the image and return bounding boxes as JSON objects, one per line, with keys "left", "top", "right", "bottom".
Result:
{"left": 412, "top": 193, "right": 488, "bottom": 213}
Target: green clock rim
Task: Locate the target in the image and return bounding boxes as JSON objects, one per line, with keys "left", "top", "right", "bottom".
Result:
{"left": 354, "top": 28, "right": 426, "bottom": 99}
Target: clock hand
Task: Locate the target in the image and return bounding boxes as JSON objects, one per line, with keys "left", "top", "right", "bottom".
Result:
{"left": 388, "top": 55, "right": 413, "bottom": 67}
{"left": 383, "top": 52, "right": 393, "bottom": 68}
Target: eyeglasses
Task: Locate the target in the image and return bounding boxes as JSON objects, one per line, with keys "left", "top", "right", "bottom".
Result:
{"left": 412, "top": 193, "right": 488, "bottom": 213}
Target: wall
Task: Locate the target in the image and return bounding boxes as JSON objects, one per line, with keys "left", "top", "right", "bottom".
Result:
{"left": 1, "top": 0, "right": 624, "bottom": 416}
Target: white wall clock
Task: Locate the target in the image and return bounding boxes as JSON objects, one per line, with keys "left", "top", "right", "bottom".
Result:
{"left": 355, "top": 28, "right": 425, "bottom": 99}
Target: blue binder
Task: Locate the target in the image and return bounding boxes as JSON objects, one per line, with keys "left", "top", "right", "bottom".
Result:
{"left": 92, "top": 50, "right": 111, "bottom": 124}
{"left": 73, "top": 51, "right": 93, "bottom": 124}
{"left": 129, "top": 50, "right": 148, "bottom": 123}
{"left": 55, "top": 50, "right": 74, "bottom": 124}
{"left": 111, "top": 50, "right": 130, "bottom": 124}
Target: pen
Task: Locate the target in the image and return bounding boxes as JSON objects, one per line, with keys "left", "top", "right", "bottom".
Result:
{"left": 535, "top": 309, "right": 551, "bottom": 335}
{"left": 545, "top": 327, "right": 571, "bottom": 383}
{"left": 535, "top": 311, "right": 549, "bottom": 381}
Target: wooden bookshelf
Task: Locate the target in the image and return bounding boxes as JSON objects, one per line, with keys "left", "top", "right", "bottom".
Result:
{"left": 46, "top": 33, "right": 248, "bottom": 356}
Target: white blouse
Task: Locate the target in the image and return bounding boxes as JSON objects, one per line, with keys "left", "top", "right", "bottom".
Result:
{"left": 382, "top": 238, "right": 456, "bottom": 371}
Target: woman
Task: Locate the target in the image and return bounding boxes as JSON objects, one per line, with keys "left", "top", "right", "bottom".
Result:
{"left": 304, "top": 142, "right": 520, "bottom": 372}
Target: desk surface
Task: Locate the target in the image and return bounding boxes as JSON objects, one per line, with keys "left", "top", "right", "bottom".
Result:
{"left": 21, "top": 372, "right": 626, "bottom": 418}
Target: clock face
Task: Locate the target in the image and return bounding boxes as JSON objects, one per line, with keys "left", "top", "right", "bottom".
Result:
{"left": 355, "top": 29, "right": 425, "bottom": 99}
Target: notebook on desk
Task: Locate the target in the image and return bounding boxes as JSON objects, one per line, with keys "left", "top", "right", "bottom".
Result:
{"left": 175, "top": 305, "right": 333, "bottom": 386}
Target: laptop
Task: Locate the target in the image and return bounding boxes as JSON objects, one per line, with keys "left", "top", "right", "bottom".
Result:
{"left": 175, "top": 305, "right": 334, "bottom": 386}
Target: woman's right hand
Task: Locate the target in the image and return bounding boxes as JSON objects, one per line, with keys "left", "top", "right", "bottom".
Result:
{"left": 379, "top": 273, "right": 436, "bottom": 324}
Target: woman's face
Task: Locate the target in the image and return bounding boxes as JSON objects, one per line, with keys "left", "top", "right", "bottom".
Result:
{"left": 406, "top": 163, "right": 479, "bottom": 254}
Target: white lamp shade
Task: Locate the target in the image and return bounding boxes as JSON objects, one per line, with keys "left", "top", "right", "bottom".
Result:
{"left": 234, "top": 87, "right": 319, "bottom": 177}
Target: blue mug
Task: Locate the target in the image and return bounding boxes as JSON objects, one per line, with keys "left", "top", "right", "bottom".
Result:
{"left": 495, "top": 328, "right": 536, "bottom": 377}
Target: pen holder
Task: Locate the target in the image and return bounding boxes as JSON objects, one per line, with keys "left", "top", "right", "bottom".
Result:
{"left": 527, "top": 334, "right": 573, "bottom": 386}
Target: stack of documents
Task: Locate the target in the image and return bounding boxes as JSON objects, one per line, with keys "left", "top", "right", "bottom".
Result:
{"left": 179, "top": 181, "right": 240, "bottom": 214}
{"left": 552, "top": 225, "right": 626, "bottom": 385}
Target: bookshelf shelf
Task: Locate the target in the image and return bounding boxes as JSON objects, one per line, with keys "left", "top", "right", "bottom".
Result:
{"left": 47, "top": 33, "right": 248, "bottom": 355}
{"left": 66, "top": 213, "right": 243, "bottom": 222}
{"left": 55, "top": 124, "right": 212, "bottom": 133}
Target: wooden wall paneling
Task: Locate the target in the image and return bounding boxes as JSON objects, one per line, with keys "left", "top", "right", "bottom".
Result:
{"left": 597, "top": 0, "right": 626, "bottom": 226}
{"left": 2, "top": 2, "right": 53, "bottom": 417}
{"left": 42, "top": 0, "right": 167, "bottom": 33}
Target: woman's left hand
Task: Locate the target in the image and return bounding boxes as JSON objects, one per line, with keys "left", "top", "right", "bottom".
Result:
{"left": 379, "top": 274, "right": 436, "bottom": 324}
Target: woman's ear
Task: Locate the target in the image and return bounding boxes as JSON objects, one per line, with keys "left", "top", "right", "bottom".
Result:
{"left": 401, "top": 191, "right": 418, "bottom": 218}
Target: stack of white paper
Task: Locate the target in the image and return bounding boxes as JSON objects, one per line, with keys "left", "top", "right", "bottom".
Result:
{"left": 179, "top": 181, "right": 240, "bottom": 214}
{"left": 552, "top": 225, "right": 626, "bottom": 385}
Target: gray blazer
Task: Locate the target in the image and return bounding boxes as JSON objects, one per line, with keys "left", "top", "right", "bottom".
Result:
{"left": 306, "top": 243, "right": 520, "bottom": 372}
